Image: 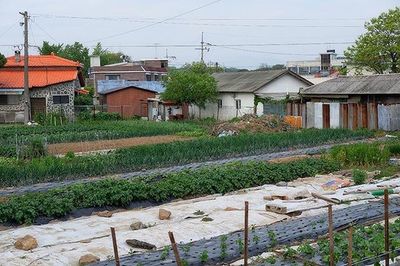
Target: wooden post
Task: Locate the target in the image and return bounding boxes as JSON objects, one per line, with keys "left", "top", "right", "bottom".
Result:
{"left": 244, "top": 201, "right": 249, "bottom": 266}
{"left": 384, "top": 189, "right": 389, "bottom": 266}
{"left": 168, "top": 231, "right": 182, "bottom": 266}
{"left": 328, "top": 205, "right": 334, "bottom": 266}
{"left": 347, "top": 226, "right": 353, "bottom": 266}
{"left": 110, "top": 227, "right": 120, "bottom": 266}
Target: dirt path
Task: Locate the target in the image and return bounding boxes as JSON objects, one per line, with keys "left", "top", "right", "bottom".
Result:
{"left": 47, "top": 135, "right": 192, "bottom": 155}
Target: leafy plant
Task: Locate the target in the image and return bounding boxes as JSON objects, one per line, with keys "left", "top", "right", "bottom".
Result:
{"left": 236, "top": 238, "right": 244, "bottom": 254}
{"left": 160, "top": 246, "right": 170, "bottom": 260}
{"left": 220, "top": 235, "right": 228, "bottom": 259}
{"left": 268, "top": 230, "right": 277, "bottom": 247}
{"left": 200, "top": 250, "right": 208, "bottom": 264}
{"left": 352, "top": 169, "right": 367, "bottom": 185}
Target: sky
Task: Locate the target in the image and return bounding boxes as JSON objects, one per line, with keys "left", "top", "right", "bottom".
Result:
{"left": 0, "top": 0, "right": 398, "bottom": 69}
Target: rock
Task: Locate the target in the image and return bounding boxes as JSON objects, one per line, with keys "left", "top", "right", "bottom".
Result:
{"left": 159, "top": 209, "right": 171, "bottom": 220}
{"left": 275, "top": 181, "right": 288, "bottom": 187}
{"left": 126, "top": 239, "right": 156, "bottom": 250}
{"left": 96, "top": 210, "right": 113, "bottom": 218}
{"left": 130, "top": 220, "right": 144, "bottom": 230}
{"left": 79, "top": 254, "right": 100, "bottom": 265}
{"left": 224, "top": 207, "right": 240, "bottom": 211}
{"left": 14, "top": 235, "right": 38, "bottom": 251}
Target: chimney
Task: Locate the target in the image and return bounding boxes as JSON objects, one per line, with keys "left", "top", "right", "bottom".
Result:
{"left": 15, "top": 50, "right": 21, "bottom": 62}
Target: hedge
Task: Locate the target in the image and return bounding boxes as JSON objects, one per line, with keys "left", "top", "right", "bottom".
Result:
{"left": 0, "top": 158, "right": 341, "bottom": 225}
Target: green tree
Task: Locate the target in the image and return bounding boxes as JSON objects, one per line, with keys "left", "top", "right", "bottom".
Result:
{"left": 162, "top": 62, "right": 218, "bottom": 111}
{"left": 345, "top": 7, "right": 400, "bottom": 74}
{"left": 0, "top": 53, "right": 6, "bottom": 67}
{"left": 92, "top": 42, "right": 129, "bottom": 66}
{"left": 38, "top": 41, "right": 90, "bottom": 77}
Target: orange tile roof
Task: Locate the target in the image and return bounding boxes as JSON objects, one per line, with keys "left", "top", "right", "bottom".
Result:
{"left": 0, "top": 54, "right": 83, "bottom": 89}
{"left": 5, "top": 54, "right": 81, "bottom": 67}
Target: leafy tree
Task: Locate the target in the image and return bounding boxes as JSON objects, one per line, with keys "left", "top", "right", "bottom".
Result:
{"left": 0, "top": 53, "right": 6, "bottom": 67}
{"left": 162, "top": 62, "right": 218, "bottom": 111}
{"left": 38, "top": 41, "right": 90, "bottom": 77}
{"left": 345, "top": 7, "right": 400, "bottom": 74}
{"left": 92, "top": 42, "right": 130, "bottom": 66}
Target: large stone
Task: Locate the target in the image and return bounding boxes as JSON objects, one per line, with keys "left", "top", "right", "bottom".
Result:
{"left": 95, "top": 210, "right": 113, "bottom": 218}
{"left": 79, "top": 254, "right": 100, "bottom": 265}
{"left": 130, "top": 220, "right": 144, "bottom": 230}
{"left": 159, "top": 209, "right": 171, "bottom": 220}
{"left": 14, "top": 235, "right": 38, "bottom": 251}
{"left": 126, "top": 239, "right": 156, "bottom": 250}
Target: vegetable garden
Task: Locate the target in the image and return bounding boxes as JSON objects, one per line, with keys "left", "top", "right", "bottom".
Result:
{"left": 0, "top": 128, "right": 373, "bottom": 187}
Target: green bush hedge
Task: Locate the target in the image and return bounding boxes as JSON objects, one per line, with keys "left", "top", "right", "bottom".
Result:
{"left": 0, "top": 129, "right": 372, "bottom": 187}
{"left": 0, "top": 158, "right": 340, "bottom": 225}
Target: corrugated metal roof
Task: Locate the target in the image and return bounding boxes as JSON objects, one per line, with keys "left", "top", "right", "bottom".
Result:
{"left": 97, "top": 80, "right": 165, "bottom": 94}
{"left": 301, "top": 74, "right": 400, "bottom": 95}
{"left": 212, "top": 70, "right": 313, "bottom": 93}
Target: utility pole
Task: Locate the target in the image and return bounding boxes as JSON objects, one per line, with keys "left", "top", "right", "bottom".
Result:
{"left": 19, "top": 11, "right": 30, "bottom": 123}
{"left": 195, "top": 32, "right": 210, "bottom": 63}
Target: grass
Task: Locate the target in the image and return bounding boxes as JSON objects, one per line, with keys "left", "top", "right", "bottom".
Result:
{"left": 0, "top": 120, "right": 205, "bottom": 157}
{"left": 0, "top": 128, "right": 373, "bottom": 187}
{"left": 0, "top": 158, "right": 340, "bottom": 225}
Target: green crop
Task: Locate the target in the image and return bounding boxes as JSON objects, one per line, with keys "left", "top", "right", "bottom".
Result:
{"left": 0, "top": 158, "right": 339, "bottom": 225}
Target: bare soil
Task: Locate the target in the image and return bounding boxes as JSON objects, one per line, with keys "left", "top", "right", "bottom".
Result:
{"left": 47, "top": 135, "right": 192, "bottom": 155}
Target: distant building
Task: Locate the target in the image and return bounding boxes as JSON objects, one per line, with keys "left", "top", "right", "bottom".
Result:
{"left": 190, "top": 69, "right": 313, "bottom": 120}
{"left": 0, "top": 53, "right": 84, "bottom": 123}
{"left": 88, "top": 57, "right": 168, "bottom": 101}
{"left": 287, "top": 50, "right": 345, "bottom": 77}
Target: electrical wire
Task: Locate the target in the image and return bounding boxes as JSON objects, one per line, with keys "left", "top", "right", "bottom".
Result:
{"left": 83, "top": 0, "right": 224, "bottom": 43}
{"left": 0, "top": 22, "right": 19, "bottom": 40}
{"left": 31, "top": 20, "right": 58, "bottom": 43}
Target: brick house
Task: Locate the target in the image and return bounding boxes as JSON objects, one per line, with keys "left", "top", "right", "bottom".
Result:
{"left": 0, "top": 54, "right": 84, "bottom": 123}
{"left": 88, "top": 57, "right": 168, "bottom": 101}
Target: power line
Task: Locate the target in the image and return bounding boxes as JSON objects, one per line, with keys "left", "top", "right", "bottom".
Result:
{"left": 0, "top": 21, "right": 19, "bottom": 40}
{"left": 31, "top": 20, "right": 58, "bottom": 43}
{"left": 212, "top": 45, "right": 318, "bottom": 56}
{"left": 83, "top": 0, "right": 224, "bottom": 43}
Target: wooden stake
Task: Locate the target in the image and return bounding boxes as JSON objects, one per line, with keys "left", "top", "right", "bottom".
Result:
{"left": 244, "top": 201, "right": 249, "bottom": 266}
{"left": 110, "top": 227, "right": 120, "bottom": 266}
{"left": 347, "top": 226, "right": 353, "bottom": 266}
{"left": 168, "top": 231, "right": 182, "bottom": 266}
{"left": 384, "top": 189, "right": 389, "bottom": 266}
{"left": 328, "top": 205, "right": 334, "bottom": 266}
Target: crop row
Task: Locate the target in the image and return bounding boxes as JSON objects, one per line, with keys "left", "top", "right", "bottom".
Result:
{"left": 0, "top": 158, "right": 340, "bottom": 225}
{"left": 0, "top": 128, "right": 373, "bottom": 187}
{"left": 0, "top": 120, "right": 202, "bottom": 157}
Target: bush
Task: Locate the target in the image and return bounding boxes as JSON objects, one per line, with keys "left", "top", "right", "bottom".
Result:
{"left": 74, "top": 94, "right": 93, "bottom": 105}
{"left": 387, "top": 143, "right": 400, "bottom": 155}
{"left": 95, "top": 112, "right": 121, "bottom": 121}
{"left": 0, "top": 158, "right": 340, "bottom": 225}
{"left": 330, "top": 143, "right": 389, "bottom": 166}
{"left": 352, "top": 169, "right": 367, "bottom": 185}
{"left": 20, "top": 138, "right": 47, "bottom": 159}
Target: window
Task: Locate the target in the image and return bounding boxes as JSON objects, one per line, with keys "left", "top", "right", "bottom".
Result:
{"left": 235, "top": 99, "right": 241, "bottom": 110}
{"left": 105, "top": 75, "right": 120, "bottom": 80}
{"left": 154, "top": 74, "right": 160, "bottom": 81}
{"left": 217, "top": 99, "right": 222, "bottom": 108}
{"left": 161, "top": 62, "right": 167, "bottom": 68}
{"left": 53, "top": 95, "right": 69, "bottom": 104}
{"left": 146, "top": 74, "right": 152, "bottom": 81}
{"left": 0, "top": 95, "right": 21, "bottom": 105}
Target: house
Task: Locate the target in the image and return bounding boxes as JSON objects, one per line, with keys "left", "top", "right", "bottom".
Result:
{"left": 88, "top": 57, "right": 168, "bottom": 101}
{"left": 0, "top": 53, "right": 84, "bottom": 123}
{"left": 299, "top": 74, "right": 400, "bottom": 130}
{"left": 190, "top": 69, "right": 313, "bottom": 120}
{"left": 98, "top": 81, "right": 166, "bottom": 118}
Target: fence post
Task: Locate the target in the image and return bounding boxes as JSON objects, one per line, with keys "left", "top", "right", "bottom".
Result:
{"left": 168, "top": 231, "right": 182, "bottom": 266}
{"left": 110, "top": 227, "right": 120, "bottom": 266}
{"left": 328, "top": 204, "right": 334, "bottom": 266}
{"left": 244, "top": 201, "right": 249, "bottom": 266}
{"left": 384, "top": 189, "right": 389, "bottom": 266}
{"left": 347, "top": 226, "right": 353, "bottom": 266}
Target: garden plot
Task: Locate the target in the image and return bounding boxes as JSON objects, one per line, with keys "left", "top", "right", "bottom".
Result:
{"left": 1, "top": 174, "right": 397, "bottom": 266}
{"left": 47, "top": 135, "right": 192, "bottom": 155}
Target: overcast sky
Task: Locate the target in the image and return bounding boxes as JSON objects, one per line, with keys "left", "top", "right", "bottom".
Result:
{"left": 0, "top": 0, "right": 398, "bottom": 69}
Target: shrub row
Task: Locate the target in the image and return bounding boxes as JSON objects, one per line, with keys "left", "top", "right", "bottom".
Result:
{"left": 0, "top": 158, "right": 341, "bottom": 225}
{"left": 0, "top": 120, "right": 203, "bottom": 157}
{"left": 0, "top": 129, "right": 373, "bottom": 187}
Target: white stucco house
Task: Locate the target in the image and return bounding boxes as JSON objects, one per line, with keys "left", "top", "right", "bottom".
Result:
{"left": 190, "top": 69, "right": 313, "bottom": 120}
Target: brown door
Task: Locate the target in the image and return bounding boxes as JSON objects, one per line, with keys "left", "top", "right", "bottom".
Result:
{"left": 322, "top": 104, "right": 330, "bottom": 128}
{"left": 352, "top": 103, "right": 358, "bottom": 129}
{"left": 31, "top": 98, "right": 46, "bottom": 118}
{"left": 361, "top": 104, "right": 368, "bottom": 128}
{"left": 342, "top": 104, "right": 348, "bottom": 129}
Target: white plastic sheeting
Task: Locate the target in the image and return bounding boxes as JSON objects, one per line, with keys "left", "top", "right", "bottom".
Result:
{"left": 314, "top": 102, "right": 323, "bottom": 129}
